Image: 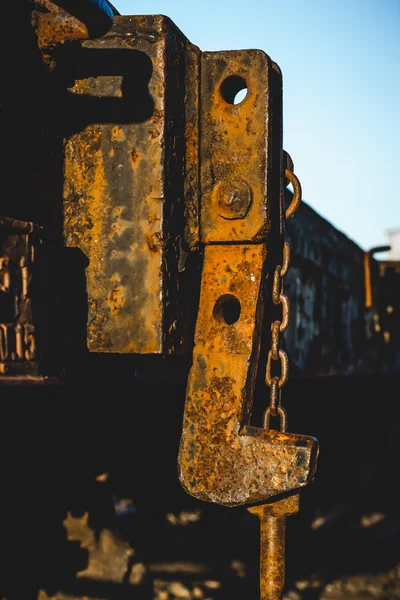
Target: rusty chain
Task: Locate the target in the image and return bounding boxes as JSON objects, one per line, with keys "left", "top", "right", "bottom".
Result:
{"left": 263, "top": 168, "right": 301, "bottom": 433}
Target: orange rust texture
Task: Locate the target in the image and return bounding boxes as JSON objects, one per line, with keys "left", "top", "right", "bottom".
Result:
{"left": 183, "top": 43, "right": 201, "bottom": 250}
{"left": 248, "top": 494, "right": 300, "bottom": 600}
{"left": 63, "top": 16, "right": 168, "bottom": 353}
{"left": 178, "top": 244, "right": 318, "bottom": 506}
{"left": 200, "top": 51, "right": 271, "bottom": 243}
{"left": 37, "top": 12, "right": 89, "bottom": 49}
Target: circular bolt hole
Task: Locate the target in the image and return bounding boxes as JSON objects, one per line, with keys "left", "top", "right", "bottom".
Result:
{"left": 213, "top": 294, "right": 241, "bottom": 325}
{"left": 220, "top": 75, "right": 248, "bottom": 105}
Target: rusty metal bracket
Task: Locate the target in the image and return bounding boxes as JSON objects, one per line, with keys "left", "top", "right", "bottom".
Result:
{"left": 178, "top": 244, "right": 318, "bottom": 506}
{"left": 178, "top": 49, "right": 319, "bottom": 506}
{"left": 40, "top": 15, "right": 202, "bottom": 355}
{"left": 200, "top": 51, "right": 271, "bottom": 243}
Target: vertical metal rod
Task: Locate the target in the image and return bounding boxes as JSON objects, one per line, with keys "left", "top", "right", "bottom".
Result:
{"left": 248, "top": 493, "right": 300, "bottom": 600}
{"left": 259, "top": 513, "right": 286, "bottom": 600}
{"left": 364, "top": 245, "right": 391, "bottom": 308}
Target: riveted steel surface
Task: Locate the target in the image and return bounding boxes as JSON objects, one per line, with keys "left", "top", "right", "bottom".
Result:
{"left": 200, "top": 51, "right": 271, "bottom": 243}
{"left": 177, "top": 244, "right": 318, "bottom": 506}
{"left": 61, "top": 15, "right": 198, "bottom": 354}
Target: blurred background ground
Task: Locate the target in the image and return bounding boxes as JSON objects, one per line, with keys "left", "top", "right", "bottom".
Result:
{"left": 1, "top": 371, "right": 399, "bottom": 599}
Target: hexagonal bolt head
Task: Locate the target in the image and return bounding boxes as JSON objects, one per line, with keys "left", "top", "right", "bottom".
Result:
{"left": 212, "top": 178, "right": 252, "bottom": 220}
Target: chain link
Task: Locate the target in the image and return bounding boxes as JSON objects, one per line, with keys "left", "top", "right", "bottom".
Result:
{"left": 262, "top": 170, "right": 301, "bottom": 433}
{"left": 265, "top": 348, "right": 289, "bottom": 388}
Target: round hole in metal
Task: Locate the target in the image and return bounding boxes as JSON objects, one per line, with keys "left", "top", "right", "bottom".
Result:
{"left": 213, "top": 294, "right": 241, "bottom": 325}
{"left": 220, "top": 75, "right": 248, "bottom": 105}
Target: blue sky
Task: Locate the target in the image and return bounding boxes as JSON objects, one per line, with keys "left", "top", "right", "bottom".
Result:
{"left": 113, "top": 0, "right": 399, "bottom": 252}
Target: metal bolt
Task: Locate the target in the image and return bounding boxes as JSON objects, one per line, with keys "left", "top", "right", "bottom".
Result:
{"left": 212, "top": 178, "right": 252, "bottom": 220}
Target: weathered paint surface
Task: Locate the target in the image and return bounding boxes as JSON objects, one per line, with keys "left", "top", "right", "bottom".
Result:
{"left": 62, "top": 16, "right": 188, "bottom": 353}
{"left": 178, "top": 244, "right": 318, "bottom": 506}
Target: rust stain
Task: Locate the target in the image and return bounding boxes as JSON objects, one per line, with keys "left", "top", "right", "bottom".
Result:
{"left": 130, "top": 149, "right": 140, "bottom": 164}
{"left": 147, "top": 211, "right": 161, "bottom": 224}
{"left": 183, "top": 43, "right": 201, "bottom": 250}
{"left": 36, "top": 12, "right": 89, "bottom": 50}
{"left": 108, "top": 286, "right": 126, "bottom": 315}
{"left": 62, "top": 16, "right": 171, "bottom": 354}
{"left": 109, "top": 217, "right": 132, "bottom": 239}
{"left": 111, "top": 126, "right": 126, "bottom": 142}
{"left": 64, "top": 128, "right": 110, "bottom": 344}
{"left": 146, "top": 232, "right": 163, "bottom": 253}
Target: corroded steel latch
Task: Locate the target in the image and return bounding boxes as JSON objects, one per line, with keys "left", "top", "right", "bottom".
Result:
{"left": 177, "top": 50, "right": 319, "bottom": 507}
{"left": 175, "top": 47, "right": 319, "bottom": 599}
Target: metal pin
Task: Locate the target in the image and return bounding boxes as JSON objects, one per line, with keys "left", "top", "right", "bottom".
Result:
{"left": 248, "top": 493, "right": 300, "bottom": 600}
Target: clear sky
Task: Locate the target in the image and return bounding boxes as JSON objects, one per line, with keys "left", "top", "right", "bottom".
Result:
{"left": 113, "top": 0, "right": 399, "bottom": 252}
